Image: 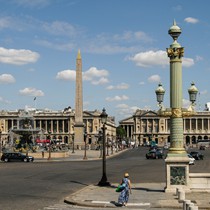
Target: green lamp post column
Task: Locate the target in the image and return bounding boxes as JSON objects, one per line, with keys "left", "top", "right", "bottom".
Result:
{"left": 156, "top": 20, "right": 198, "bottom": 193}
{"left": 167, "top": 20, "right": 185, "bottom": 155}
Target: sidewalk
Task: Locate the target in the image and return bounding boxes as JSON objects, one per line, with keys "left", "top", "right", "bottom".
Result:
{"left": 35, "top": 149, "right": 210, "bottom": 209}
{"left": 64, "top": 182, "right": 210, "bottom": 209}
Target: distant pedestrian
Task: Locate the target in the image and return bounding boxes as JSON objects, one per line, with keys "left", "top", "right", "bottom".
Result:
{"left": 118, "top": 172, "right": 132, "bottom": 206}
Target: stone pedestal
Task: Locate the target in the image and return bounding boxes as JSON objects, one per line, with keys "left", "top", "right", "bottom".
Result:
{"left": 74, "top": 123, "right": 84, "bottom": 149}
{"left": 165, "top": 155, "right": 191, "bottom": 193}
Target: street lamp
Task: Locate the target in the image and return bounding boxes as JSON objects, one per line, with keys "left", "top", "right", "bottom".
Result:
{"left": 83, "top": 130, "right": 88, "bottom": 160}
{"left": 47, "top": 131, "right": 51, "bottom": 160}
{"left": 72, "top": 133, "right": 75, "bottom": 153}
{"left": 98, "top": 108, "right": 110, "bottom": 186}
{"left": 98, "top": 129, "right": 102, "bottom": 158}
{"left": 106, "top": 133, "right": 110, "bottom": 156}
{"left": 155, "top": 20, "right": 198, "bottom": 192}
{"left": 0, "top": 129, "right": 2, "bottom": 157}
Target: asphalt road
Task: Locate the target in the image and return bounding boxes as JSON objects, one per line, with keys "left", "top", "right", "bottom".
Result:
{"left": 0, "top": 147, "right": 209, "bottom": 210}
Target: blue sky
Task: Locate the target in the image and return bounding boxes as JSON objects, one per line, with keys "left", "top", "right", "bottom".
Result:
{"left": 0, "top": 0, "right": 210, "bottom": 124}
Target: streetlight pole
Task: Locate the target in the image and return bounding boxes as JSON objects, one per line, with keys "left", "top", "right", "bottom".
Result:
{"left": 48, "top": 131, "right": 51, "bottom": 160}
{"left": 98, "top": 108, "right": 110, "bottom": 186}
{"left": 72, "top": 133, "right": 75, "bottom": 153}
{"left": 155, "top": 20, "right": 198, "bottom": 193}
{"left": 106, "top": 133, "right": 109, "bottom": 156}
{"left": 98, "top": 129, "right": 102, "bottom": 158}
{"left": 0, "top": 129, "right": 2, "bottom": 157}
{"left": 111, "top": 134, "right": 114, "bottom": 154}
{"left": 83, "top": 131, "right": 88, "bottom": 160}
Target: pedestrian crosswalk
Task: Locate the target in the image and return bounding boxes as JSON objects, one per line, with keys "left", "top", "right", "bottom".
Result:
{"left": 42, "top": 202, "right": 150, "bottom": 210}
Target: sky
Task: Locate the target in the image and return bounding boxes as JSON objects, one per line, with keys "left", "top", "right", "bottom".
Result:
{"left": 0, "top": 0, "right": 210, "bottom": 124}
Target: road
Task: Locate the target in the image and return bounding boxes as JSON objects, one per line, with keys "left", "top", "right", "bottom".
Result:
{"left": 0, "top": 147, "right": 209, "bottom": 210}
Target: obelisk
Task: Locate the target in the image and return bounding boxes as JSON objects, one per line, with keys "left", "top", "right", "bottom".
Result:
{"left": 74, "top": 50, "right": 84, "bottom": 149}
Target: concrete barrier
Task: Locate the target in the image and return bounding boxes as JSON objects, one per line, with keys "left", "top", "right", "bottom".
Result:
{"left": 189, "top": 206, "right": 198, "bottom": 210}
{"left": 186, "top": 202, "right": 194, "bottom": 210}
{"left": 178, "top": 190, "right": 185, "bottom": 202}
{"left": 189, "top": 173, "right": 210, "bottom": 191}
{"left": 183, "top": 200, "right": 191, "bottom": 210}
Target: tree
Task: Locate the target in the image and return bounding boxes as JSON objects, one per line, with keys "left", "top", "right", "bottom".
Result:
{"left": 116, "top": 126, "right": 126, "bottom": 139}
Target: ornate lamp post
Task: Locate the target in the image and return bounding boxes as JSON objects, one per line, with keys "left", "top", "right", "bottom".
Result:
{"left": 98, "top": 129, "right": 103, "bottom": 158}
{"left": 155, "top": 20, "right": 198, "bottom": 192}
{"left": 47, "top": 131, "right": 51, "bottom": 160}
{"left": 83, "top": 130, "right": 88, "bottom": 160}
{"left": 98, "top": 108, "right": 110, "bottom": 186}
{"left": 72, "top": 133, "right": 75, "bottom": 153}
{"left": 106, "top": 133, "right": 109, "bottom": 156}
{"left": 0, "top": 129, "right": 2, "bottom": 157}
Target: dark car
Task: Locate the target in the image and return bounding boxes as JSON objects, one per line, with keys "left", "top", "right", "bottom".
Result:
{"left": 1, "top": 152, "right": 34, "bottom": 162}
{"left": 199, "top": 145, "right": 206, "bottom": 150}
{"left": 190, "top": 151, "right": 204, "bottom": 160}
{"left": 146, "top": 150, "right": 163, "bottom": 159}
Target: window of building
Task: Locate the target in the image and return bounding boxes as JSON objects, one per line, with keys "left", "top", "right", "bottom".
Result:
{"left": 192, "top": 119, "right": 196, "bottom": 130}
{"left": 197, "top": 119, "right": 202, "bottom": 130}
{"left": 185, "top": 119, "right": 190, "bottom": 130}
{"left": 204, "top": 119, "right": 208, "bottom": 130}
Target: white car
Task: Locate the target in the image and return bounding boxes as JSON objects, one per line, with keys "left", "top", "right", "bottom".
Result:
{"left": 188, "top": 154, "right": 195, "bottom": 165}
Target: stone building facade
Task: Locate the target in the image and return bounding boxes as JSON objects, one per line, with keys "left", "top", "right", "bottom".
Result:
{"left": 119, "top": 109, "right": 210, "bottom": 147}
{"left": 0, "top": 108, "right": 116, "bottom": 147}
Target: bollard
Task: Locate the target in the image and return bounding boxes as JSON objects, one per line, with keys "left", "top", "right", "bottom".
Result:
{"left": 176, "top": 187, "right": 181, "bottom": 196}
{"left": 178, "top": 190, "right": 185, "bottom": 202}
{"left": 186, "top": 202, "right": 194, "bottom": 210}
{"left": 183, "top": 200, "right": 191, "bottom": 210}
{"left": 189, "top": 205, "right": 198, "bottom": 210}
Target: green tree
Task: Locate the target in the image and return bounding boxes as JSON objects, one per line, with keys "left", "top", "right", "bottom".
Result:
{"left": 116, "top": 126, "right": 126, "bottom": 138}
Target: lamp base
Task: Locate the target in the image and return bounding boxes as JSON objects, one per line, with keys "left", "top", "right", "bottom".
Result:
{"left": 98, "top": 180, "right": 111, "bottom": 186}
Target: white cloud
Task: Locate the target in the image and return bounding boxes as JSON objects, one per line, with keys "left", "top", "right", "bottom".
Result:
{"left": 42, "top": 21, "right": 79, "bottom": 37}
{"left": 56, "top": 67, "right": 109, "bottom": 85}
{"left": 106, "top": 83, "right": 129, "bottom": 90}
{"left": 112, "top": 31, "right": 153, "bottom": 43}
{"left": 19, "top": 87, "right": 44, "bottom": 97}
{"left": 173, "top": 5, "right": 182, "bottom": 11}
{"left": 148, "top": 74, "right": 161, "bottom": 83}
{"left": 91, "top": 77, "right": 109, "bottom": 85}
{"left": 36, "top": 39, "right": 76, "bottom": 51}
{"left": 183, "top": 58, "right": 194, "bottom": 67}
{"left": 83, "top": 67, "right": 109, "bottom": 80}
{"left": 183, "top": 99, "right": 191, "bottom": 108}
{"left": 0, "top": 17, "right": 12, "bottom": 30}
{"left": 84, "top": 67, "right": 109, "bottom": 85}
{"left": 0, "top": 47, "right": 40, "bottom": 65}
{"left": 0, "top": 74, "right": 15, "bottom": 84}
{"left": 129, "top": 50, "right": 168, "bottom": 67}
{"left": 56, "top": 70, "right": 76, "bottom": 81}
{"left": 184, "top": 17, "right": 199, "bottom": 24}
{"left": 139, "top": 81, "right": 145, "bottom": 85}
{"left": 195, "top": 55, "right": 203, "bottom": 62}
{"left": 116, "top": 103, "right": 140, "bottom": 117}
{"left": 106, "top": 95, "right": 129, "bottom": 102}
{"left": 0, "top": 96, "right": 11, "bottom": 104}
{"left": 200, "top": 90, "right": 208, "bottom": 95}
{"left": 129, "top": 50, "right": 194, "bottom": 68}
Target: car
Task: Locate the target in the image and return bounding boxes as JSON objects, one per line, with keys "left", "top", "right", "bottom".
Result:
{"left": 188, "top": 154, "right": 195, "bottom": 165}
{"left": 1, "top": 152, "right": 34, "bottom": 162}
{"left": 190, "top": 151, "right": 204, "bottom": 160}
{"left": 199, "top": 145, "right": 206, "bottom": 150}
{"left": 146, "top": 150, "right": 163, "bottom": 159}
